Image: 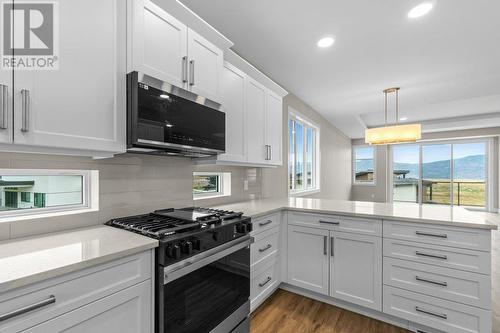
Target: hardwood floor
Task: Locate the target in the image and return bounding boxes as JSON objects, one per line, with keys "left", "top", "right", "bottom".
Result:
{"left": 250, "top": 289, "right": 410, "bottom": 333}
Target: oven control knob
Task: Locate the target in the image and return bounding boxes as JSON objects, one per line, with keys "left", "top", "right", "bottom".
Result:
{"left": 181, "top": 241, "right": 193, "bottom": 255}
{"left": 167, "top": 244, "right": 181, "bottom": 259}
{"left": 192, "top": 239, "right": 201, "bottom": 250}
{"left": 236, "top": 223, "right": 247, "bottom": 234}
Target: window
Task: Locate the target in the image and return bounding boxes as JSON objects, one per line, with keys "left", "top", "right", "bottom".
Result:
{"left": 0, "top": 169, "right": 99, "bottom": 220}
{"left": 288, "top": 111, "right": 320, "bottom": 194}
{"left": 193, "top": 172, "right": 231, "bottom": 200}
{"left": 353, "top": 146, "right": 375, "bottom": 184}
{"left": 391, "top": 140, "right": 489, "bottom": 209}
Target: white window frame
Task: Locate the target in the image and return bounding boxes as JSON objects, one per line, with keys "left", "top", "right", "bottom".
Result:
{"left": 0, "top": 169, "right": 99, "bottom": 222}
{"left": 288, "top": 108, "right": 321, "bottom": 196}
{"left": 352, "top": 145, "right": 377, "bottom": 186}
{"left": 193, "top": 172, "right": 231, "bottom": 200}
{"left": 388, "top": 138, "right": 493, "bottom": 211}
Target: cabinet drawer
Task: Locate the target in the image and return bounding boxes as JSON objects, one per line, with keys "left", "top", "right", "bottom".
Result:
{"left": 251, "top": 228, "right": 279, "bottom": 267}
{"left": 383, "top": 239, "right": 490, "bottom": 274}
{"left": 252, "top": 213, "right": 280, "bottom": 235}
{"left": 383, "top": 286, "right": 491, "bottom": 333}
{"left": 384, "top": 258, "right": 491, "bottom": 309}
{"left": 383, "top": 220, "right": 490, "bottom": 251}
{"left": 0, "top": 251, "right": 151, "bottom": 332}
{"left": 288, "top": 211, "right": 382, "bottom": 236}
{"left": 250, "top": 259, "right": 278, "bottom": 302}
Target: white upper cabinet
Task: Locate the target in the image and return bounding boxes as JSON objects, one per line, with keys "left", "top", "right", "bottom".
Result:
{"left": 219, "top": 62, "right": 246, "bottom": 162}
{"left": 130, "top": 0, "right": 187, "bottom": 88}
{"left": 245, "top": 77, "right": 267, "bottom": 164}
{"left": 129, "top": 0, "right": 223, "bottom": 103}
{"left": 187, "top": 29, "right": 223, "bottom": 103}
{"left": 11, "top": 0, "right": 126, "bottom": 155}
{"left": 0, "top": 69, "right": 12, "bottom": 144}
{"left": 265, "top": 91, "right": 283, "bottom": 165}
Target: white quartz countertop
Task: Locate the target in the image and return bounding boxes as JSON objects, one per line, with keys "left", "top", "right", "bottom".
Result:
{"left": 0, "top": 226, "right": 158, "bottom": 294}
{"left": 212, "top": 197, "right": 498, "bottom": 230}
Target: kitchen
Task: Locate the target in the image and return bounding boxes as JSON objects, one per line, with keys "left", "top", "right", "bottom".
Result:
{"left": 0, "top": 0, "right": 498, "bottom": 333}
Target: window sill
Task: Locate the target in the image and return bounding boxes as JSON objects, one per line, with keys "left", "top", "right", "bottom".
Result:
{"left": 289, "top": 189, "right": 321, "bottom": 197}
{"left": 193, "top": 193, "right": 231, "bottom": 201}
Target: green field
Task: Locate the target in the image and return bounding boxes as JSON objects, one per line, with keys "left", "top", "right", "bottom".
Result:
{"left": 423, "top": 180, "right": 485, "bottom": 207}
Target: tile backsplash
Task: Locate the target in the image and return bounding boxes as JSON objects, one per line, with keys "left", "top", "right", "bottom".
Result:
{"left": 0, "top": 152, "right": 263, "bottom": 240}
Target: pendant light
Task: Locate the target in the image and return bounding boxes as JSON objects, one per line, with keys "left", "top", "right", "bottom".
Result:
{"left": 365, "top": 87, "right": 421, "bottom": 145}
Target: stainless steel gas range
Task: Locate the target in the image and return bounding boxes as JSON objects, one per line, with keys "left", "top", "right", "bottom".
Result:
{"left": 106, "top": 207, "right": 253, "bottom": 333}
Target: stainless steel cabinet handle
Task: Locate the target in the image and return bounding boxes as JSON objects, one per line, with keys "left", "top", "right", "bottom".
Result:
{"left": 21, "top": 89, "right": 30, "bottom": 132}
{"left": 264, "top": 145, "right": 271, "bottom": 160}
{"left": 416, "top": 231, "right": 448, "bottom": 239}
{"left": 323, "top": 236, "right": 327, "bottom": 255}
{"left": 319, "top": 220, "right": 340, "bottom": 225}
{"left": 330, "top": 237, "right": 334, "bottom": 257}
{"left": 259, "top": 276, "right": 272, "bottom": 287}
{"left": 415, "top": 251, "right": 448, "bottom": 260}
{"left": 415, "top": 276, "right": 448, "bottom": 287}
{"left": 269, "top": 145, "right": 272, "bottom": 161}
{"left": 189, "top": 60, "right": 195, "bottom": 86}
{"left": 182, "top": 56, "right": 188, "bottom": 83}
{"left": 0, "top": 295, "right": 56, "bottom": 322}
{"left": 259, "top": 220, "right": 273, "bottom": 227}
{"left": 415, "top": 306, "right": 447, "bottom": 320}
{"left": 0, "top": 84, "right": 7, "bottom": 129}
{"left": 259, "top": 244, "right": 272, "bottom": 253}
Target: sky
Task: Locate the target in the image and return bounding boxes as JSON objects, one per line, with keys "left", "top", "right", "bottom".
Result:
{"left": 393, "top": 142, "right": 486, "bottom": 164}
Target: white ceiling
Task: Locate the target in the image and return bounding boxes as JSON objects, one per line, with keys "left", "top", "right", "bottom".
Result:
{"left": 179, "top": 0, "right": 500, "bottom": 138}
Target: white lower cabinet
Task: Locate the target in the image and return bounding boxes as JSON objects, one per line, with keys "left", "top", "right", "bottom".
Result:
{"left": 250, "top": 213, "right": 281, "bottom": 312}
{"left": 330, "top": 231, "right": 382, "bottom": 310}
{"left": 286, "top": 225, "right": 330, "bottom": 295}
{"left": 286, "top": 224, "right": 382, "bottom": 309}
{"left": 0, "top": 251, "right": 153, "bottom": 333}
{"left": 22, "top": 281, "right": 151, "bottom": 333}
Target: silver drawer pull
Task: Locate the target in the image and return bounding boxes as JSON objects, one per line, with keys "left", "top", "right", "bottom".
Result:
{"left": 259, "top": 220, "right": 273, "bottom": 227}
{"left": 0, "top": 295, "right": 56, "bottom": 322}
{"left": 416, "top": 231, "right": 448, "bottom": 239}
{"left": 415, "top": 251, "right": 448, "bottom": 260}
{"left": 323, "top": 236, "right": 327, "bottom": 255}
{"left": 415, "top": 306, "right": 447, "bottom": 320}
{"left": 259, "top": 276, "right": 272, "bottom": 287}
{"left": 319, "top": 220, "right": 340, "bottom": 225}
{"left": 259, "top": 244, "right": 272, "bottom": 252}
{"left": 415, "top": 276, "right": 448, "bottom": 287}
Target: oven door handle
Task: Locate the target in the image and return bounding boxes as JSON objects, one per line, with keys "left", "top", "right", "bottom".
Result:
{"left": 163, "top": 235, "right": 254, "bottom": 284}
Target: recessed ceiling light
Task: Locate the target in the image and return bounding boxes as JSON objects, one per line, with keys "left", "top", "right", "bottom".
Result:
{"left": 408, "top": 3, "right": 433, "bottom": 19}
{"left": 400, "top": 117, "right": 408, "bottom": 121}
{"left": 159, "top": 94, "right": 170, "bottom": 99}
{"left": 317, "top": 37, "right": 335, "bottom": 48}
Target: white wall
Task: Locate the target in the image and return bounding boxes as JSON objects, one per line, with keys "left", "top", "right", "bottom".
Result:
{"left": 262, "top": 94, "right": 352, "bottom": 200}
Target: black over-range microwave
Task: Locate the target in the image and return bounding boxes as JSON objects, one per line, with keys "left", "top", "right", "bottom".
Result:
{"left": 126, "top": 71, "right": 225, "bottom": 157}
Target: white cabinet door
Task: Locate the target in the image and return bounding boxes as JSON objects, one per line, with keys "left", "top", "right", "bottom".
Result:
{"left": 187, "top": 28, "right": 223, "bottom": 103}
{"left": 287, "top": 225, "right": 329, "bottom": 295}
{"left": 22, "top": 281, "right": 152, "bottom": 333}
{"left": 265, "top": 91, "right": 282, "bottom": 166}
{"left": 130, "top": 0, "right": 187, "bottom": 88}
{"left": 0, "top": 68, "right": 12, "bottom": 144}
{"left": 330, "top": 231, "right": 382, "bottom": 310}
{"left": 219, "top": 62, "right": 246, "bottom": 162}
{"left": 13, "top": 0, "right": 126, "bottom": 154}
{"left": 245, "top": 77, "right": 267, "bottom": 164}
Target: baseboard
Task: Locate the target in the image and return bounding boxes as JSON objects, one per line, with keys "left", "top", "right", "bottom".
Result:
{"left": 278, "top": 283, "right": 410, "bottom": 330}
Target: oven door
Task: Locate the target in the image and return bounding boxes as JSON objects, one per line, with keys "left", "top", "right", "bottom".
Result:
{"left": 158, "top": 236, "right": 252, "bottom": 333}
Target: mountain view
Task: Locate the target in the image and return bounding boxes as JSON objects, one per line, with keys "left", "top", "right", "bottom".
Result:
{"left": 357, "top": 154, "right": 485, "bottom": 180}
